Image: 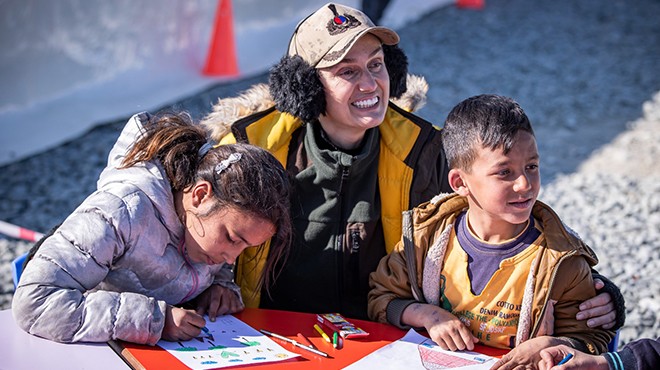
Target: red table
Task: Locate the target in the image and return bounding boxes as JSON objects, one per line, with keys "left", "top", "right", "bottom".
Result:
{"left": 113, "top": 308, "right": 507, "bottom": 369}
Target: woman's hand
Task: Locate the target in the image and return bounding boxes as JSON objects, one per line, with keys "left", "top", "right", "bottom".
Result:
{"left": 402, "top": 303, "right": 478, "bottom": 351}
{"left": 194, "top": 284, "right": 244, "bottom": 322}
{"left": 538, "top": 344, "right": 609, "bottom": 370}
{"left": 162, "top": 305, "right": 206, "bottom": 341}
{"left": 490, "top": 336, "right": 563, "bottom": 370}
{"left": 576, "top": 279, "right": 616, "bottom": 329}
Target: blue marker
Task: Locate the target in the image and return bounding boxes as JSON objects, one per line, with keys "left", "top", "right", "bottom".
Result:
{"left": 557, "top": 353, "right": 574, "bottom": 365}
{"left": 201, "top": 326, "right": 215, "bottom": 341}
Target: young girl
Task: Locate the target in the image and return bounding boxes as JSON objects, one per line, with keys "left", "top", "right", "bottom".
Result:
{"left": 12, "top": 111, "right": 292, "bottom": 345}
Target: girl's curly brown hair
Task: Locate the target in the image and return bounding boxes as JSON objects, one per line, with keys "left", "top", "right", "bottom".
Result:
{"left": 122, "top": 111, "right": 292, "bottom": 294}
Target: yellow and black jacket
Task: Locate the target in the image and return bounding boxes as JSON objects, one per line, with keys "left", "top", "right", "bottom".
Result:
{"left": 202, "top": 80, "right": 450, "bottom": 319}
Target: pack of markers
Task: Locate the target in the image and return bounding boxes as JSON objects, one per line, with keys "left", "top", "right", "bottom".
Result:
{"left": 316, "top": 313, "right": 369, "bottom": 339}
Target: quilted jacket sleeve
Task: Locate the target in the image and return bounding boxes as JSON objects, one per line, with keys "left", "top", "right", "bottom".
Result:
{"left": 11, "top": 190, "right": 167, "bottom": 345}
{"left": 548, "top": 255, "right": 615, "bottom": 354}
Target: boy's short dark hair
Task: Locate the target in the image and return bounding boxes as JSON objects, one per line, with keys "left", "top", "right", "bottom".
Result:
{"left": 442, "top": 94, "right": 534, "bottom": 171}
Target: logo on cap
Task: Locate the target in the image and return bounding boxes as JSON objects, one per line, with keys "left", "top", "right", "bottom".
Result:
{"left": 326, "top": 4, "right": 361, "bottom": 35}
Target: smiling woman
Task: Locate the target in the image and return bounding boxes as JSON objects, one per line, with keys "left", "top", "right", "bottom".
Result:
{"left": 11, "top": 111, "right": 292, "bottom": 345}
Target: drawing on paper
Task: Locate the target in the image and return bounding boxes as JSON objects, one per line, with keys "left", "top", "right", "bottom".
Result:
{"left": 418, "top": 339, "right": 491, "bottom": 369}
{"left": 157, "top": 315, "right": 299, "bottom": 369}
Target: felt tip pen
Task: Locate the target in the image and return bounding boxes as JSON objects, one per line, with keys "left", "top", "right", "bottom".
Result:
{"left": 332, "top": 331, "right": 338, "bottom": 348}
{"left": 260, "top": 329, "right": 331, "bottom": 358}
{"left": 313, "top": 324, "right": 332, "bottom": 344}
{"left": 557, "top": 353, "right": 574, "bottom": 365}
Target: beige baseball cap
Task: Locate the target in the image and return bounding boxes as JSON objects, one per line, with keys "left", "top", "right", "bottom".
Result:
{"left": 288, "top": 3, "right": 400, "bottom": 69}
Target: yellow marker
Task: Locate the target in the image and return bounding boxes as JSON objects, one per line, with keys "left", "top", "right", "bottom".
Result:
{"left": 313, "top": 324, "right": 332, "bottom": 344}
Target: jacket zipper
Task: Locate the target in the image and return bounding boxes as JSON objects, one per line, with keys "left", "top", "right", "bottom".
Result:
{"left": 336, "top": 165, "right": 350, "bottom": 309}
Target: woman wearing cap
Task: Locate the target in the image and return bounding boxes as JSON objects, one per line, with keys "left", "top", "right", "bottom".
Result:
{"left": 201, "top": 2, "right": 623, "bottom": 327}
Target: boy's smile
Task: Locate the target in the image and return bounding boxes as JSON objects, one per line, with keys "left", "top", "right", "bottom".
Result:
{"left": 454, "top": 131, "right": 540, "bottom": 243}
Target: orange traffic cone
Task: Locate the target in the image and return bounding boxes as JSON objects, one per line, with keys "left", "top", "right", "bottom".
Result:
{"left": 456, "top": 0, "right": 485, "bottom": 10}
{"left": 203, "top": 0, "right": 239, "bottom": 76}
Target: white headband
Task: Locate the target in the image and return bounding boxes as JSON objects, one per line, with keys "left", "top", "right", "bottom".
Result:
{"left": 215, "top": 153, "right": 242, "bottom": 174}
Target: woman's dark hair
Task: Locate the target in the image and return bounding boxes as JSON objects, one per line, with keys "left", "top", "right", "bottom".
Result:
{"left": 121, "top": 112, "right": 292, "bottom": 293}
{"left": 269, "top": 44, "right": 408, "bottom": 122}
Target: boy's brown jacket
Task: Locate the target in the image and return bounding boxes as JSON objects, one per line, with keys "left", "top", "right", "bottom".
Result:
{"left": 368, "top": 193, "right": 615, "bottom": 354}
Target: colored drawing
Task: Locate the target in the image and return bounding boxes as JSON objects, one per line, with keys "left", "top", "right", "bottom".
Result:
{"left": 418, "top": 339, "right": 491, "bottom": 369}
{"left": 344, "top": 329, "right": 495, "bottom": 370}
{"left": 174, "top": 342, "right": 197, "bottom": 352}
{"left": 235, "top": 336, "right": 261, "bottom": 346}
{"left": 208, "top": 342, "right": 227, "bottom": 350}
{"left": 157, "top": 315, "right": 299, "bottom": 369}
{"left": 220, "top": 350, "right": 240, "bottom": 358}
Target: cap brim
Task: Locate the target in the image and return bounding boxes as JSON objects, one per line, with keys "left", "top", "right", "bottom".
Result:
{"left": 316, "top": 26, "right": 400, "bottom": 69}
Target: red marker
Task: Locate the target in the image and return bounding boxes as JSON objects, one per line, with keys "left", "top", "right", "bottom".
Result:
{"left": 296, "top": 333, "right": 317, "bottom": 349}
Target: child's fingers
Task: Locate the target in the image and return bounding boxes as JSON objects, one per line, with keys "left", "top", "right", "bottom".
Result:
{"left": 444, "top": 330, "right": 467, "bottom": 351}
{"left": 206, "top": 297, "right": 221, "bottom": 321}
{"left": 227, "top": 295, "right": 244, "bottom": 314}
{"left": 537, "top": 348, "right": 558, "bottom": 370}
{"left": 435, "top": 336, "right": 453, "bottom": 351}
{"left": 180, "top": 324, "right": 202, "bottom": 340}
{"left": 458, "top": 328, "right": 476, "bottom": 351}
{"left": 185, "top": 309, "right": 207, "bottom": 329}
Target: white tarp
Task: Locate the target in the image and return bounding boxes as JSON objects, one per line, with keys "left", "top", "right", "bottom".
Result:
{"left": 0, "top": 0, "right": 452, "bottom": 166}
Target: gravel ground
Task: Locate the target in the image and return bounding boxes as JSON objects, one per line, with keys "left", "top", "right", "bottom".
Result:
{"left": 1, "top": 0, "right": 658, "bottom": 346}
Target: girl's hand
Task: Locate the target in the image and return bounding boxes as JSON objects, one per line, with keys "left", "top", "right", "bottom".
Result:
{"left": 403, "top": 303, "right": 478, "bottom": 351}
{"left": 490, "top": 336, "right": 563, "bottom": 370}
{"left": 162, "top": 305, "right": 206, "bottom": 341}
{"left": 194, "top": 284, "right": 244, "bottom": 322}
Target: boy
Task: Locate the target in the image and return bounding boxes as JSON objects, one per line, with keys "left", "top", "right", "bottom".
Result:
{"left": 368, "top": 94, "right": 614, "bottom": 367}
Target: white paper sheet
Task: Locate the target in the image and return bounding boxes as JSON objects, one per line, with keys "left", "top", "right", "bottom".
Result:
{"left": 157, "top": 315, "right": 299, "bottom": 369}
{"left": 344, "top": 329, "right": 496, "bottom": 370}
